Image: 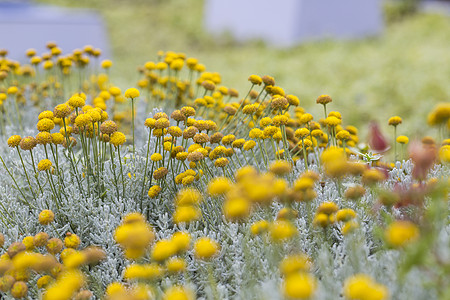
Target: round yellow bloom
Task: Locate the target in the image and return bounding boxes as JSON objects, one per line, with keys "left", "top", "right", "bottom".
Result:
{"left": 343, "top": 274, "right": 388, "bottom": 300}
{"left": 248, "top": 74, "right": 263, "bottom": 85}
{"left": 37, "top": 275, "right": 53, "bottom": 289}
{"left": 171, "top": 231, "right": 191, "bottom": 253}
{"left": 37, "top": 159, "right": 52, "bottom": 171}
{"left": 194, "top": 237, "right": 219, "bottom": 260}
{"left": 7, "top": 135, "right": 22, "bottom": 148}
{"left": 151, "top": 239, "right": 176, "bottom": 262}
{"left": 110, "top": 131, "right": 126, "bottom": 147}
{"left": 317, "top": 202, "right": 339, "bottom": 215}
{"left": 124, "top": 88, "right": 140, "bottom": 99}
{"left": 37, "top": 118, "right": 55, "bottom": 132}
{"left": 10, "top": 281, "right": 28, "bottom": 298}
{"left": 53, "top": 103, "right": 72, "bottom": 118}
{"left": 64, "top": 233, "right": 81, "bottom": 249}
{"left": 173, "top": 205, "right": 201, "bottom": 224}
{"left": 280, "top": 254, "right": 312, "bottom": 275}
{"left": 223, "top": 197, "right": 250, "bottom": 221}
{"left": 176, "top": 188, "right": 202, "bottom": 206}
{"left": 39, "top": 210, "right": 54, "bottom": 225}
{"left": 269, "top": 221, "right": 297, "bottom": 242}
{"left": 283, "top": 272, "right": 317, "bottom": 299}
{"left": 101, "top": 59, "right": 113, "bottom": 68}
{"left": 106, "top": 282, "right": 126, "bottom": 297}
{"left": 68, "top": 96, "right": 85, "bottom": 108}
{"left": 388, "top": 116, "right": 402, "bottom": 126}
{"left": 166, "top": 257, "right": 186, "bottom": 273}
{"left": 163, "top": 286, "right": 195, "bottom": 300}
{"left": 148, "top": 185, "right": 161, "bottom": 198}
{"left": 250, "top": 220, "right": 269, "bottom": 235}
{"left": 325, "top": 116, "right": 341, "bottom": 127}
{"left": 385, "top": 221, "right": 419, "bottom": 248}
{"left": 336, "top": 208, "right": 357, "bottom": 222}
{"left": 43, "top": 270, "right": 85, "bottom": 300}
{"left": 396, "top": 135, "right": 409, "bottom": 144}
{"left": 207, "top": 177, "right": 232, "bottom": 196}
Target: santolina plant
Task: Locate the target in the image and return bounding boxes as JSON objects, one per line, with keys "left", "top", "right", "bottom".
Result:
{"left": 0, "top": 44, "right": 448, "bottom": 299}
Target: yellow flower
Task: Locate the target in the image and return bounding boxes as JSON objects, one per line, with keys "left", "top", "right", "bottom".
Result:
{"left": 223, "top": 197, "right": 250, "bottom": 221}
{"left": 68, "top": 96, "right": 85, "bottom": 108}
{"left": 37, "top": 159, "right": 52, "bottom": 171}
{"left": 101, "top": 59, "right": 113, "bottom": 68}
{"left": 10, "top": 281, "right": 28, "bottom": 299}
{"left": 148, "top": 185, "right": 162, "bottom": 198}
{"left": 151, "top": 239, "right": 176, "bottom": 262}
{"left": 269, "top": 221, "right": 297, "bottom": 242}
{"left": 64, "top": 233, "right": 81, "bottom": 249}
{"left": 283, "top": 272, "right": 317, "bottom": 299}
{"left": 385, "top": 220, "right": 419, "bottom": 248}
{"left": 22, "top": 236, "right": 35, "bottom": 251}
{"left": 325, "top": 116, "right": 341, "bottom": 127}
{"left": 110, "top": 131, "right": 126, "bottom": 147}
{"left": 37, "top": 118, "right": 55, "bottom": 132}
{"left": 173, "top": 205, "right": 201, "bottom": 224}
{"left": 248, "top": 74, "right": 262, "bottom": 85}
{"left": 175, "top": 188, "right": 202, "bottom": 206}
{"left": 269, "top": 160, "right": 292, "bottom": 176}
{"left": 106, "top": 282, "right": 127, "bottom": 297}
{"left": 194, "top": 237, "right": 219, "bottom": 260}
{"left": 396, "top": 135, "right": 409, "bottom": 144}
{"left": 39, "top": 210, "right": 54, "bottom": 225}
{"left": 316, "top": 94, "right": 332, "bottom": 105}
{"left": 279, "top": 254, "right": 312, "bottom": 276}
{"left": 37, "top": 275, "right": 53, "bottom": 289}
{"left": 7, "top": 135, "right": 22, "bottom": 148}
{"left": 317, "top": 202, "right": 338, "bottom": 215}
{"left": 388, "top": 116, "right": 402, "bottom": 126}
{"left": 343, "top": 274, "right": 388, "bottom": 300}
{"left": 43, "top": 270, "right": 85, "bottom": 300}
{"left": 163, "top": 286, "right": 195, "bottom": 300}
{"left": 166, "top": 257, "right": 187, "bottom": 274}
{"left": 207, "top": 177, "right": 232, "bottom": 196}
{"left": 342, "top": 220, "right": 359, "bottom": 235}
{"left": 250, "top": 220, "right": 269, "bottom": 235}
{"left": 336, "top": 208, "right": 357, "bottom": 222}
{"left": 171, "top": 231, "right": 191, "bottom": 253}
{"left": 124, "top": 88, "right": 140, "bottom": 99}
{"left": 124, "top": 263, "right": 163, "bottom": 280}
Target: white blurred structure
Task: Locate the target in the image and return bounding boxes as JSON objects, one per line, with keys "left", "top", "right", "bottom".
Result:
{"left": 0, "top": 1, "right": 110, "bottom": 61}
{"left": 205, "top": 0, "right": 384, "bottom": 47}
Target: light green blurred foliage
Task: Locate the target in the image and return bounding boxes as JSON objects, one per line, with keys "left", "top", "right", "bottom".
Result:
{"left": 38, "top": 0, "right": 450, "bottom": 138}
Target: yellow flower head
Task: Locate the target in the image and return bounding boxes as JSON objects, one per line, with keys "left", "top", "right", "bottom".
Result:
{"left": 124, "top": 88, "right": 140, "bottom": 99}
{"left": 396, "top": 135, "right": 409, "bottom": 144}
{"left": 283, "top": 272, "right": 317, "bottom": 299}
{"left": 7, "top": 135, "right": 22, "bottom": 148}
{"left": 343, "top": 274, "right": 388, "bottom": 300}
{"left": 194, "top": 237, "right": 219, "bottom": 260}
{"left": 37, "top": 159, "right": 52, "bottom": 171}
{"left": 269, "top": 221, "right": 297, "bottom": 242}
{"left": 110, "top": 131, "right": 126, "bottom": 147}
{"left": 207, "top": 177, "right": 232, "bottom": 196}
{"left": 280, "top": 254, "right": 312, "bottom": 276}
{"left": 388, "top": 116, "right": 402, "bottom": 126}
{"left": 64, "top": 233, "right": 81, "bottom": 249}
{"left": 151, "top": 239, "right": 176, "bottom": 262}
{"left": 385, "top": 220, "right": 419, "bottom": 248}
{"left": 39, "top": 209, "right": 54, "bottom": 225}
{"left": 163, "top": 286, "right": 195, "bottom": 300}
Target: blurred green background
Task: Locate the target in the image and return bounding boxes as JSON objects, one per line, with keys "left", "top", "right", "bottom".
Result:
{"left": 38, "top": 0, "right": 450, "bottom": 138}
